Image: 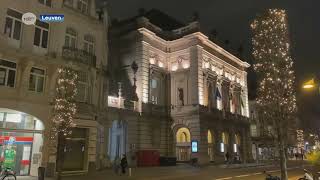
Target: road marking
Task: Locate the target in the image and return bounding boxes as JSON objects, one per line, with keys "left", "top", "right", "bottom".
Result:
{"left": 268, "top": 170, "right": 280, "bottom": 173}
{"left": 235, "top": 174, "right": 250, "bottom": 177}
{"left": 253, "top": 172, "right": 262, "bottom": 175}
{"left": 215, "top": 177, "right": 233, "bottom": 180}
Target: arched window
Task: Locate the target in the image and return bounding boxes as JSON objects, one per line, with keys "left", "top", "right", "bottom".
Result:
{"left": 176, "top": 128, "right": 191, "bottom": 143}
{"left": 208, "top": 130, "right": 213, "bottom": 144}
{"left": 235, "top": 134, "right": 241, "bottom": 145}
{"left": 65, "top": 27, "right": 77, "bottom": 48}
{"left": 222, "top": 132, "right": 229, "bottom": 144}
{"left": 180, "top": 132, "right": 187, "bottom": 142}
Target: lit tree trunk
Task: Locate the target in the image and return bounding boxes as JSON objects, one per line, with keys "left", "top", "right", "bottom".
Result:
{"left": 57, "top": 133, "right": 66, "bottom": 180}
{"left": 277, "top": 126, "right": 288, "bottom": 180}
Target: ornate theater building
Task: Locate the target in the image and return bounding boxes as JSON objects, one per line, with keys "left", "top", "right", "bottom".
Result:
{"left": 107, "top": 9, "right": 251, "bottom": 165}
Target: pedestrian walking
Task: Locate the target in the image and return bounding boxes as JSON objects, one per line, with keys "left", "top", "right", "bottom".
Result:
{"left": 225, "top": 152, "right": 230, "bottom": 163}
{"left": 120, "top": 154, "right": 128, "bottom": 175}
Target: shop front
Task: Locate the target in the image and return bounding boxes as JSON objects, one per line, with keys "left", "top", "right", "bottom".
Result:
{"left": 0, "top": 108, "right": 44, "bottom": 176}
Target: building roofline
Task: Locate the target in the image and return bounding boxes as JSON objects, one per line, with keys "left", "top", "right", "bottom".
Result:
{"left": 138, "top": 28, "right": 250, "bottom": 69}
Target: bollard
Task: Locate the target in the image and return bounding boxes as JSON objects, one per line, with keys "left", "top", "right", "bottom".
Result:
{"left": 129, "top": 168, "right": 131, "bottom": 177}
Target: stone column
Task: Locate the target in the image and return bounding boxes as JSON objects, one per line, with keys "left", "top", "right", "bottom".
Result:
{"left": 189, "top": 116, "right": 210, "bottom": 165}
{"left": 221, "top": 79, "right": 231, "bottom": 112}
{"left": 214, "top": 129, "right": 225, "bottom": 163}
{"left": 189, "top": 45, "right": 203, "bottom": 105}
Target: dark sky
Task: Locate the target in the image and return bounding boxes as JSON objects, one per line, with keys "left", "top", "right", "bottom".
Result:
{"left": 103, "top": 0, "right": 320, "bottom": 131}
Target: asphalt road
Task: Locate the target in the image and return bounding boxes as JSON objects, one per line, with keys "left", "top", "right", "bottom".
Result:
{"left": 140, "top": 164, "right": 309, "bottom": 180}
{"left": 21, "top": 161, "right": 310, "bottom": 180}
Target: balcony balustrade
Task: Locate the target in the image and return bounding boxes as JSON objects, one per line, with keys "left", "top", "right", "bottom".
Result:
{"left": 62, "top": 46, "right": 96, "bottom": 67}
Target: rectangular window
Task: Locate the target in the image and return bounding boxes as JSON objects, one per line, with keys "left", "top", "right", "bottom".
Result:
{"left": 64, "top": 0, "right": 73, "bottom": 6}
{"left": 29, "top": 67, "right": 45, "bottom": 93}
{"left": 0, "top": 59, "right": 16, "bottom": 87}
{"left": 83, "top": 35, "right": 94, "bottom": 54}
{"left": 150, "top": 78, "right": 160, "bottom": 104}
{"left": 4, "top": 9, "right": 22, "bottom": 40}
{"left": 83, "top": 41, "right": 94, "bottom": 54}
{"left": 34, "top": 21, "right": 49, "bottom": 48}
{"left": 151, "top": 79, "right": 157, "bottom": 89}
{"left": 38, "top": 0, "right": 52, "bottom": 7}
{"left": 76, "top": 71, "right": 88, "bottom": 102}
{"left": 267, "top": 125, "right": 273, "bottom": 136}
{"left": 250, "top": 124, "right": 257, "bottom": 137}
{"left": 77, "top": 0, "right": 88, "bottom": 14}
{"left": 65, "top": 35, "right": 76, "bottom": 48}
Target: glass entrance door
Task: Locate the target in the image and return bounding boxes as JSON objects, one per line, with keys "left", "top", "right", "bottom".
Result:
{"left": 176, "top": 147, "right": 190, "bottom": 161}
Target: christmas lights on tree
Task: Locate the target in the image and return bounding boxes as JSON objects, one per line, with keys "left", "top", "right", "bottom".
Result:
{"left": 251, "top": 9, "right": 297, "bottom": 180}
{"left": 50, "top": 67, "right": 78, "bottom": 139}
{"left": 251, "top": 9, "right": 297, "bottom": 115}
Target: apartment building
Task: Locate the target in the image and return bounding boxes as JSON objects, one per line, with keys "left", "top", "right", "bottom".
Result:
{"left": 0, "top": 0, "right": 108, "bottom": 176}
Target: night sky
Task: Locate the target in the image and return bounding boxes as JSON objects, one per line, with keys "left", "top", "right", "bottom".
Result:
{"left": 101, "top": 0, "right": 320, "bottom": 131}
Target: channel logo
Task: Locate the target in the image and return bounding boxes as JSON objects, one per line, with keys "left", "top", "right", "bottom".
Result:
{"left": 22, "top": 12, "right": 36, "bottom": 25}
{"left": 40, "top": 14, "right": 64, "bottom": 22}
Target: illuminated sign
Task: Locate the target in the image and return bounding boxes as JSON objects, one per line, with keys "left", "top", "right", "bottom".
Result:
{"left": 220, "top": 143, "right": 224, "bottom": 152}
{"left": 40, "top": 14, "right": 64, "bottom": 22}
{"left": 191, "top": 140, "right": 198, "bottom": 153}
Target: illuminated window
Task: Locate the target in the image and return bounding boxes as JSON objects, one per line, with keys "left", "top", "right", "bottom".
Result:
{"left": 6, "top": 113, "right": 21, "bottom": 123}
{"left": 180, "top": 132, "right": 187, "bottom": 142}
{"left": 176, "top": 128, "right": 191, "bottom": 143}
{"left": 222, "top": 132, "right": 229, "bottom": 144}
{"left": 208, "top": 130, "right": 213, "bottom": 144}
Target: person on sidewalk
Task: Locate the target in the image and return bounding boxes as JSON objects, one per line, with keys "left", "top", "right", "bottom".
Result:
{"left": 120, "top": 154, "right": 128, "bottom": 175}
{"left": 225, "top": 152, "right": 230, "bottom": 164}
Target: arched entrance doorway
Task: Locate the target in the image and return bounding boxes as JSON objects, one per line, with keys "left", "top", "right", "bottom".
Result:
{"left": 176, "top": 127, "right": 191, "bottom": 162}
{"left": 108, "top": 120, "right": 127, "bottom": 161}
{"left": 0, "top": 108, "right": 44, "bottom": 176}
{"left": 208, "top": 130, "right": 214, "bottom": 162}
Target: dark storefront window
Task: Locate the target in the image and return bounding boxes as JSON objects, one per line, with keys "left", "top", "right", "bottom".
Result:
{"left": 60, "top": 128, "right": 87, "bottom": 171}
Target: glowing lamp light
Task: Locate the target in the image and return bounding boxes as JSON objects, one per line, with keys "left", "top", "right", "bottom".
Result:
{"left": 205, "top": 62, "right": 210, "bottom": 69}
{"left": 303, "top": 79, "right": 315, "bottom": 89}
{"left": 182, "top": 61, "right": 190, "bottom": 69}
{"left": 158, "top": 61, "right": 164, "bottom": 68}
{"left": 171, "top": 64, "right": 178, "bottom": 71}
{"left": 149, "top": 57, "right": 156, "bottom": 65}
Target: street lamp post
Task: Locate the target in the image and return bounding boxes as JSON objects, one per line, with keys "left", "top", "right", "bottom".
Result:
{"left": 131, "top": 61, "right": 139, "bottom": 101}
